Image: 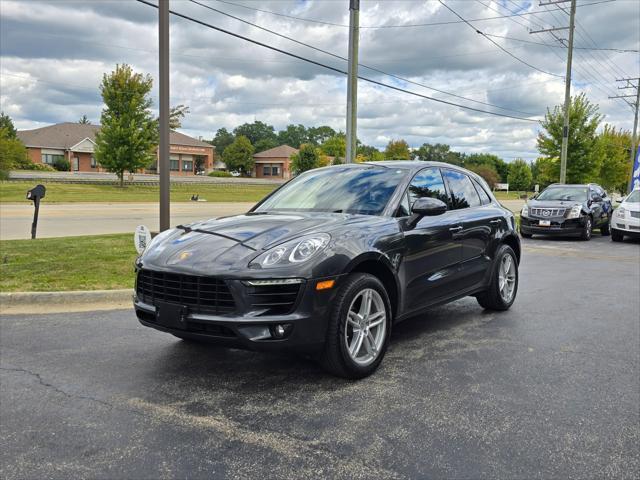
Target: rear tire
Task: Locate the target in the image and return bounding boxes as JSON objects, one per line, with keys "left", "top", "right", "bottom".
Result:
{"left": 580, "top": 216, "right": 593, "bottom": 241}
{"left": 319, "top": 273, "right": 391, "bottom": 379}
{"left": 476, "top": 244, "right": 518, "bottom": 311}
{"left": 611, "top": 230, "right": 624, "bottom": 242}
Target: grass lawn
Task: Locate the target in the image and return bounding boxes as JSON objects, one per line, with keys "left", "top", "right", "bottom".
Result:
{"left": 493, "top": 191, "right": 534, "bottom": 200}
{"left": 0, "top": 234, "right": 137, "bottom": 292}
{"left": 0, "top": 181, "right": 277, "bottom": 203}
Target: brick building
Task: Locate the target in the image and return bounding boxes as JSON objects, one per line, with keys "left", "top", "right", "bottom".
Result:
{"left": 252, "top": 145, "right": 298, "bottom": 180}
{"left": 17, "top": 122, "right": 214, "bottom": 175}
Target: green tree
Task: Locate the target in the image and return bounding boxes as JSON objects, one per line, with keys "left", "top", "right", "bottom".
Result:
{"left": 94, "top": 64, "right": 157, "bottom": 186}
{"left": 291, "top": 143, "right": 320, "bottom": 175}
{"left": 222, "top": 135, "right": 254, "bottom": 176}
{"left": 468, "top": 164, "right": 499, "bottom": 189}
{"left": 591, "top": 125, "right": 632, "bottom": 192}
{"left": 320, "top": 134, "right": 346, "bottom": 161}
{"left": 254, "top": 137, "right": 278, "bottom": 153}
{"left": 211, "top": 127, "right": 235, "bottom": 157}
{"left": 168, "top": 104, "right": 190, "bottom": 129}
{"left": 0, "top": 111, "right": 17, "bottom": 138}
{"left": 308, "top": 125, "right": 337, "bottom": 145}
{"left": 507, "top": 158, "right": 533, "bottom": 192}
{"left": 537, "top": 93, "right": 602, "bottom": 183}
{"left": 384, "top": 139, "right": 411, "bottom": 160}
{"left": 357, "top": 144, "right": 384, "bottom": 162}
{"left": 531, "top": 156, "right": 559, "bottom": 189}
{"left": 0, "top": 127, "right": 29, "bottom": 179}
{"left": 78, "top": 115, "right": 91, "bottom": 125}
{"left": 465, "top": 153, "right": 508, "bottom": 182}
{"left": 234, "top": 121, "right": 276, "bottom": 146}
{"left": 412, "top": 142, "right": 464, "bottom": 165}
{"left": 277, "top": 124, "right": 309, "bottom": 148}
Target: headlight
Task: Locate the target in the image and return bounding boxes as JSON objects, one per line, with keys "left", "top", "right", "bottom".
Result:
{"left": 616, "top": 207, "right": 626, "bottom": 218}
{"left": 566, "top": 205, "right": 582, "bottom": 219}
{"left": 250, "top": 233, "right": 330, "bottom": 268}
{"left": 521, "top": 205, "right": 529, "bottom": 217}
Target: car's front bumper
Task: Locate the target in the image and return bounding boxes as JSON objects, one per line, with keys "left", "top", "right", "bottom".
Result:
{"left": 611, "top": 214, "right": 640, "bottom": 237}
{"left": 133, "top": 274, "right": 344, "bottom": 353}
{"left": 520, "top": 216, "right": 585, "bottom": 236}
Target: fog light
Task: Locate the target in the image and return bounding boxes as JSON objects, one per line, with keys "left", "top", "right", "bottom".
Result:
{"left": 274, "top": 324, "right": 286, "bottom": 337}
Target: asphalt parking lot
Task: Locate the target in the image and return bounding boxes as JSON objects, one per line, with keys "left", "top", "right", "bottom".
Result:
{"left": 1, "top": 235, "right": 639, "bottom": 479}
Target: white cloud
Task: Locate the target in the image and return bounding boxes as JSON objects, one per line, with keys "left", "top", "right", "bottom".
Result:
{"left": 0, "top": 0, "right": 638, "bottom": 160}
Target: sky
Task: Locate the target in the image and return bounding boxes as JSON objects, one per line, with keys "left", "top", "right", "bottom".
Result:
{"left": 1, "top": 0, "right": 638, "bottom": 161}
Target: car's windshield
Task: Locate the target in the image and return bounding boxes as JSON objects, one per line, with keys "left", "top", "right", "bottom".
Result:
{"left": 537, "top": 186, "right": 588, "bottom": 202}
{"left": 625, "top": 190, "right": 640, "bottom": 203}
{"left": 254, "top": 166, "right": 408, "bottom": 215}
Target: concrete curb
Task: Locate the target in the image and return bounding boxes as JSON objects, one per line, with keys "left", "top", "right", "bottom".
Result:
{"left": 0, "top": 289, "right": 133, "bottom": 314}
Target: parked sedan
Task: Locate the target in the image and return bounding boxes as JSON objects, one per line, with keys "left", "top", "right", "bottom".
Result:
{"left": 134, "top": 162, "right": 521, "bottom": 378}
{"left": 611, "top": 188, "right": 640, "bottom": 241}
{"left": 520, "top": 183, "right": 612, "bottom": 240}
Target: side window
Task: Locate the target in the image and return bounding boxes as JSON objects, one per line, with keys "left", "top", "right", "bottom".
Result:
{"left": 472, "top": 178, "right": 491, "bottom": 205}
{"left": 407, "top": 168, "right": 449, "bottom": 207}
{"left": 442, "top": 170, "right": 481, "bottom": 210}
{"left": 395, "top": 192, "right": 410, "bottom": 217}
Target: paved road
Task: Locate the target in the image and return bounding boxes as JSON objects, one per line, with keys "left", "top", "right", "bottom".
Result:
{"left": 2, "top": 236, "right": 638, "bottom": 479}
{"left": 0, "top": 200, "right": 525, "bottom": 240}
{"left": 0, "top": 202, "right": 254, "bottom": 240}
{"left": 9, "top": 170, "right": 284, "bottom": 185}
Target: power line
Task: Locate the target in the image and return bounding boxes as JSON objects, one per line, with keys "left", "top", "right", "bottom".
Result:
{"left": 482, "top": 32, "right": 638, "bottom": 53}
{"left": 207, "top": 0, "right": 616, "bottom": 29}
{"left": 438, "top": 0, "right": 564, "bottom": 78}
{"left": 188, "top": 0, "right": 538, "bottom": 116}
{"left": 134, "top": 0, "right": 541, "bottom": 123}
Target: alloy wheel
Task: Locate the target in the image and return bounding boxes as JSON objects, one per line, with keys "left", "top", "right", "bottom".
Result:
{"left": 498, "top": 254, "right": 517, "bottom": 303}
{"left": 344, "top": 288, "right": 387, "bottom": 366}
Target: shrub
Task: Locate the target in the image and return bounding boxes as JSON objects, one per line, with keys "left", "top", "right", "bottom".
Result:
{"left": 208, "top": 170, "right": 232, "bottom": 177}
{"left": 52, "top": 157, "right": 70, "bottom": 172}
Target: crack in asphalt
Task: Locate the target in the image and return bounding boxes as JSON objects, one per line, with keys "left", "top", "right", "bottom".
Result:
{"left": 0, "top": 366, "right": 115, "bottom": 410}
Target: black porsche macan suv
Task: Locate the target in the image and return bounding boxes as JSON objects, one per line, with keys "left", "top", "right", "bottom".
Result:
{"left": 519, "top": 183, "right": 613, "bottom": 240}
{"left": 134, "top": 162, "right": 521, "bottom": 378}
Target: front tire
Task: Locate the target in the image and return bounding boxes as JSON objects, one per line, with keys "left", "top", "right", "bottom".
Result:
{"left": 319, "top": 273, "right": 391, "bottom": 379}
{"left": 580, "top": 216, "right": 593, "bottom": 241}
{"left": 520, "top": 231, "right": 532, "bottom": 239}
{"left": 601, "top": 219, "right": 610, "bottom": 236}
{"left": 611, "top": 229, "right": 624, "bottom": 242}
{"left": 476, "top": 244, "right": 518, "bottom": 311}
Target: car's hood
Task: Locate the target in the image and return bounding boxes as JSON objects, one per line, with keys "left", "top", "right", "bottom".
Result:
{"left": 528, "top": 199, "right": 582, "bottom": 208}
{"left": 139, "top": 211, "right": 384, "bottom": 273}
{"left": 620, "top": 201, "right": 640, "bottom": 212}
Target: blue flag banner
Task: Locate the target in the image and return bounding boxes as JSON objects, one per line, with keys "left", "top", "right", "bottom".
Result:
{"left": 631, "top": 145, "right": 640, "bottom": 192}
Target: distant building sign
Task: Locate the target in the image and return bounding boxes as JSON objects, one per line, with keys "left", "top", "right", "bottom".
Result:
{"left": 495, "top": 183, "right": 509, "bottom": 191}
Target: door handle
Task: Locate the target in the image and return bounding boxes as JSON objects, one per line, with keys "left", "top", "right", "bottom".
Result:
{"left": 449, "top": 226, "right": 463, "bottom": 233}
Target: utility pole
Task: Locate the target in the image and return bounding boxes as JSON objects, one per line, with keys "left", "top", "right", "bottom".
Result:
{"left": 609, "top": 78, "right": 640, "bottom": 191}
{"left": 345, "top": 0, "right": 359, "bottom": 164}
{"left": 159, "top": 0, "right": 170, "bottom": 231}
{"left": 531, "top": 0, "right": 576, "bottom": 184}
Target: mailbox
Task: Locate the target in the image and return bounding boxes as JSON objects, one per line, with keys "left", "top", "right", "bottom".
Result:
{"left": 26, "top": 184, "right": 46, "bottom": 239}
{"left": 26, "top": 184, "right": 46, "bottom": 201}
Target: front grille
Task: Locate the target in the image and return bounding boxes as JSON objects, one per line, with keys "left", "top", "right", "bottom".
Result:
{"left": 245, "top": 282, "right": 303, "bottom": 316}
{"left": 630, "top": 211, "right": 640, "bottom": 219}
{"left": 530, "top": 207, "right": 566, "bottom": 218}
{"left": 136, "top": 269, "right": 236, "bottom": 315}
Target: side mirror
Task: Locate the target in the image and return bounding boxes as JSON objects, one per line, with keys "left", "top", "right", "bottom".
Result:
{"left": 615, "top": 197, "right": 624, "bottom": 204}
{"left": 406, "top": 197, "right": 448, "bottom": 229}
